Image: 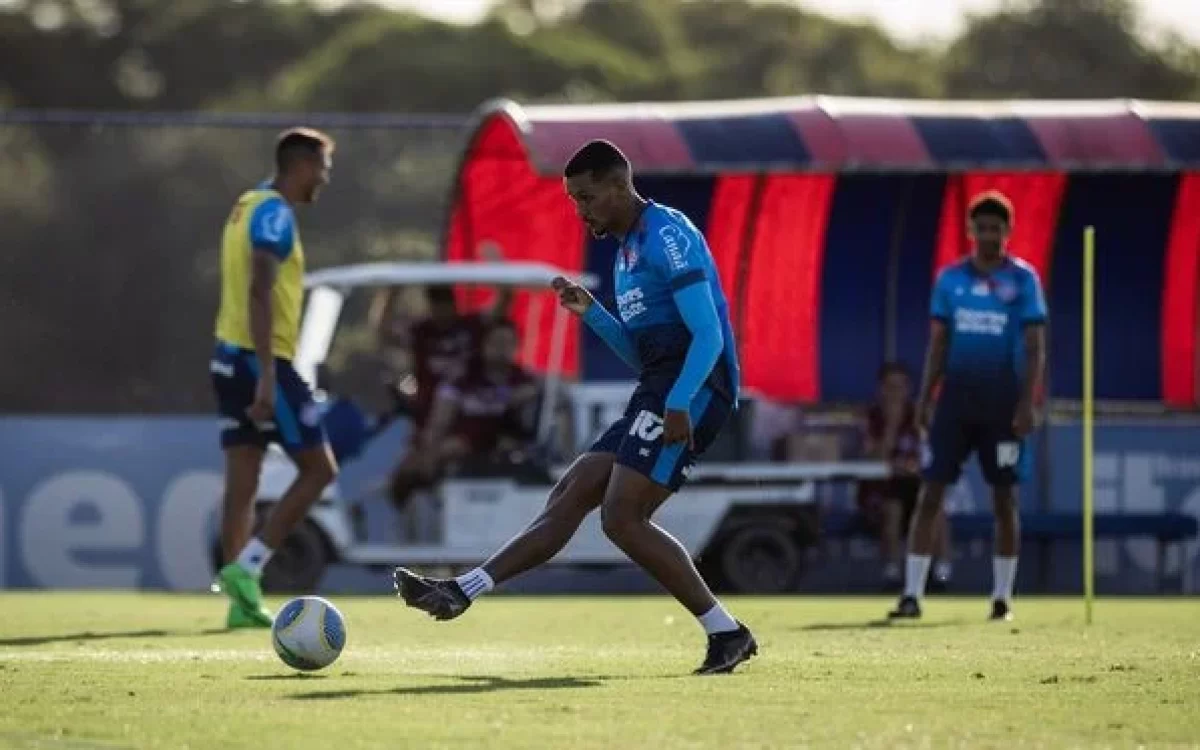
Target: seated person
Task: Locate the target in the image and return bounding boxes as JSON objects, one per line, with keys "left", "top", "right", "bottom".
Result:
{"left": 858, "top": 362, "right": 952, "bottom": 591}
{"left": 378, "top": 243, "right": 512, "bottom": 428}
{"left": 389, "top": 320, "right": 539, "bottom": 510}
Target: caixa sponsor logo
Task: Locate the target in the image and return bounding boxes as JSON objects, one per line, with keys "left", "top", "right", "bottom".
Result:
{"left": 0, "top": 470, "right": 223, "bottom": 590}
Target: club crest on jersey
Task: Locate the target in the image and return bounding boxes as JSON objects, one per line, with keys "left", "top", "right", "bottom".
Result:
{"left": 994, "top": 280, "right": 1018, "bottom": 303}
{"left": 618, "top": 246, "right": 639, "bottom": 272}
{"left": 971, "top": 281, "right": 990, "bottom": 297}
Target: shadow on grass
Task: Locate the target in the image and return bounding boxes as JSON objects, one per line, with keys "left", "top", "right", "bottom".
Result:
{"left": 246, "top": 673, "right": 328, "bottom": 681}
{"left": 0, "top": 627, "right": 241, "bottom": 647}
{"left": 795, "top": 618, "right": 969, "bottom": 632}
{"left": 288, "top": 674, "right": 605, "bottom": 700}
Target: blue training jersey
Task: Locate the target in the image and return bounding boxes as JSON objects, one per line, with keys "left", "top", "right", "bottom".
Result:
{"left": 932, "top": 257, "right": 1047, "bottom": 396}
{"left": 611, "top": 202, "right": 740, "bottom": 402}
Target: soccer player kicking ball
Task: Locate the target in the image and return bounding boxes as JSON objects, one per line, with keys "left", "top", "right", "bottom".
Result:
{"left": 394, "top": 140, "right": 757, "bottom": 675}
{"left": 889, "top": 191, "right": 1047, "bottom": 622}
{"left": 210, "top": 129, "right": 339, "bottom": 628}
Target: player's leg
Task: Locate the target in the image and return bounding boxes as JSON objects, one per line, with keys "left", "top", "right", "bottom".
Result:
{"left": 601, "top": 389, "right": 755, "bottom": 674}
{"left": 210, "top": 346, "right": 276, "bottom": 627}
{"left": 481, "top": 451, "right": 614, "bottom": 583}
{"left": 979, "top": 425, "right": 1025, "bottom": 621}
{"left": 393, "top": 451, "right": 614, "bottom": 620}
{"left": 216, "top": 361, "right": 337, "bottom": 623}
{"left": 220, "top": 444, "right": 265, "bottom": 564}
{"left": 890, "top": 411, "right": 970, "bottom": 618}
{"left": 257, "top": 443, "right": 338, "bottom": 550}
{"left": 883, "top": 478, "right": 919, "bottom": 589}
{"left": 931, "top": 503, "right": 954, "bottom": 589}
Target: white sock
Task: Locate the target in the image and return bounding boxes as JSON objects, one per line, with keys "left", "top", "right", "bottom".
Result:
{"left": 236, "top": 537, "right": 273, "bottom": 577}
{"left": 697, "top": 603, "right": 739, "bottom": 635}
{"left": 904, "top": 554, "right": 932, "bottom": 599}
{"left": 455, "top": 568, "right": 495, "bottom": 601}
{"left": 992, "top": 556, "right": 1018, "bottom": 603}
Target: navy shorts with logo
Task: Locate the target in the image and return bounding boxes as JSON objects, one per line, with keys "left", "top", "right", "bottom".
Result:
{"left": 209, "top": 342, "right": 326, "bottom": 453}
{"left": 923, "top": 387, "right": 1026, "bottom": 488}
{"left": 589, "top": 375, "right": 733, "bottom": 492}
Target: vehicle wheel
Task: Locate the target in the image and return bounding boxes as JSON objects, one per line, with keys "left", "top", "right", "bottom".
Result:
{"left": 719, "top": 523, "right": 802, "bottom": 594}
{"left": 261, "top": 520, "right": 330, "bottom": 594}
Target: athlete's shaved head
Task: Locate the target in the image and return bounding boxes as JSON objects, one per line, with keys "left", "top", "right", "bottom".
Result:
{"left": 563, "top": 139, "right": 630, "bottom": 181}
{"left": 274, "top": 127, "right": 334, "bottom": 204}
{"left": 563, "top": 140, "right": 639, "bottom": 239}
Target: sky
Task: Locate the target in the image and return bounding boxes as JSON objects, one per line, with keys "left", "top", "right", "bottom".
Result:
{"left": 359, "top": 0, "right": 1200, "bottom": 45}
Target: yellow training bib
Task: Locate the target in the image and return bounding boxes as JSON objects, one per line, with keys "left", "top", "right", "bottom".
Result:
{"left": 214, "top": 187, "right": 305, "bottom": 360}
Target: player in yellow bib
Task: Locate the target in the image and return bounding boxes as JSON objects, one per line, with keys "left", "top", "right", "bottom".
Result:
{"left": 210, "top": 128, "right": 338, "bottom": 628}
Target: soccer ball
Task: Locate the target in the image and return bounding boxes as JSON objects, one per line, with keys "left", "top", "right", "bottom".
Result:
{"left": 271, "top": 596, "right": 347, "bottom": 671}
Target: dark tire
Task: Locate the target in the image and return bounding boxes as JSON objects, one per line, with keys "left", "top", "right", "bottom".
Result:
{"left": 208, "top": 509, "right": 330, "bottom": 594}
{"left": 719, "top": 523, "right": 803, "bottom": 594}
{"left": 261, "top": 520, "right": 330, "bottom": 594}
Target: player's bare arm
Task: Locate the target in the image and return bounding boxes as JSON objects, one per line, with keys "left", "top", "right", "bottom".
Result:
{"left": 246, "top": 251, "right": 280, "bottom": 423}
{"left": 1014, "top": 323, "right": 1046, "bottom": 437}
{"left": 915, "top": 320, "right": 948, "bottom": 431}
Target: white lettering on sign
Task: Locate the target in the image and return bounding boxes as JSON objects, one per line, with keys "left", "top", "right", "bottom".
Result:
{"left": 157, "top": 471, "right": 223, "bottom": 591}
{"left": 954, "top": 308, "right": 1008, "bottom": 335}
{"left": 21, "top": 471, "right": 145, "bottom": 588}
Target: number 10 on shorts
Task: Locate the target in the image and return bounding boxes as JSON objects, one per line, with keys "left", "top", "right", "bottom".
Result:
{"left": 996, "top": 441, "right": 1020, "bottom": 468}
{"left": 628, "top": 410, "right": 664, "bottom": 442}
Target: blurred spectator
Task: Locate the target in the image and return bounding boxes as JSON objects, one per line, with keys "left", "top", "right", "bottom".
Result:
{"left": 389, "top": 319, "right": 539, "bottom": 512}
{"left": 858, "top": 362, "right": 952, "bottom": 590}
{"left": 371, "top": 242, "right": 513, "bottom": 427}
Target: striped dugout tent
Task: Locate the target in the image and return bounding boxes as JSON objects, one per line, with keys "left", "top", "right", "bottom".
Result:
{"left": 442, "top": 96, "right": 1200, "bottom": 406}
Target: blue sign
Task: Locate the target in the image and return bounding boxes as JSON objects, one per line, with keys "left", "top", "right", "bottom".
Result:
{"left": 1, "top": 416, "right": 1198, "bottom": 592}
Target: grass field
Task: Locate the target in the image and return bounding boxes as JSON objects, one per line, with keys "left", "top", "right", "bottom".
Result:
{"left": 1, "top": 594, "right": 1197, "bottom": 749}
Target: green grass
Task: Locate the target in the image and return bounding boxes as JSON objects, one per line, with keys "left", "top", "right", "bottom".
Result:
{"left": 1, "top": 594, "right": 1197, "bottom": 749}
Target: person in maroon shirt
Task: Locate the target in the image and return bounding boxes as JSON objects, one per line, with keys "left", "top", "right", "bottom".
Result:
{"left": 859, "top": 362, "right": 952, "bottom": 590}
{"left": 373, "top": 243, "right": 512, "bottom": 428}
{"left": 407, "top": 286, "right": 497, "bottom": 426}
{"left": 390, "top": 319, "right": 539, "bottom": 511}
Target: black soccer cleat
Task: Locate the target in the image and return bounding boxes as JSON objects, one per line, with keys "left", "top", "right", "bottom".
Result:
{"left": 392, "top": 567, "right": 472, "bottom": 621}
{"left": 989, "top": 599, "right": 1014, "bottom": 622}
{"left": 887, "top": 595, "right": 922, "bottom": 619}
{"left": 694, "top": 623, "right": 757, "bottom": 675}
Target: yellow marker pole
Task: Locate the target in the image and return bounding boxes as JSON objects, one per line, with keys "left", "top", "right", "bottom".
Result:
{"left": 1082, "top": 226, "right": 1095, "bottom": 625}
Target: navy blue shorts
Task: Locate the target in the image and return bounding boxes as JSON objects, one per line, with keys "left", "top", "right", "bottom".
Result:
{"left": 209, "top": 342, "right": 326, "bottom": 453}
{"left": 589, "top": 377, "right": 733, "bottom": 492}
{"left": 923, "top": 392, "right": 1026, "bottom": 487}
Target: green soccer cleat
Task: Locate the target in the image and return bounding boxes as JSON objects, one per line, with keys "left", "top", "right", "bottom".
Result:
{"left": 213, "top": 563, "right": 273, "bottom": 627}
{"left": 226, "top": 601, "right": 272, "bottom": 629}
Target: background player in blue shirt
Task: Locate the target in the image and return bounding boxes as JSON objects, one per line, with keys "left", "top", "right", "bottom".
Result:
{"left": 394, "top": 140, "right": 756, "bottom": 675}
{"left": 890, "top": 191, "right": 1047, "bottom": 622}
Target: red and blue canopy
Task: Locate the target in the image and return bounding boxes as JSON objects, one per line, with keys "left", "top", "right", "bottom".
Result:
{"left": 443, "top": 96, "right": 1200, "bottom": 406}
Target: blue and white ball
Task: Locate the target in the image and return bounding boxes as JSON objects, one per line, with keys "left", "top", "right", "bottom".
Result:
{"left": 271, "top": 596, "right": 346, "bottom": 671}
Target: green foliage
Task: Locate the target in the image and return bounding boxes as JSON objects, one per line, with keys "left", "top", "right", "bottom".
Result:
{"left": 5, "top": 0, "right": 1195, "bottom": 113}
{"left": 0, "top": 0, "right": 1198, "bottom": 412}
